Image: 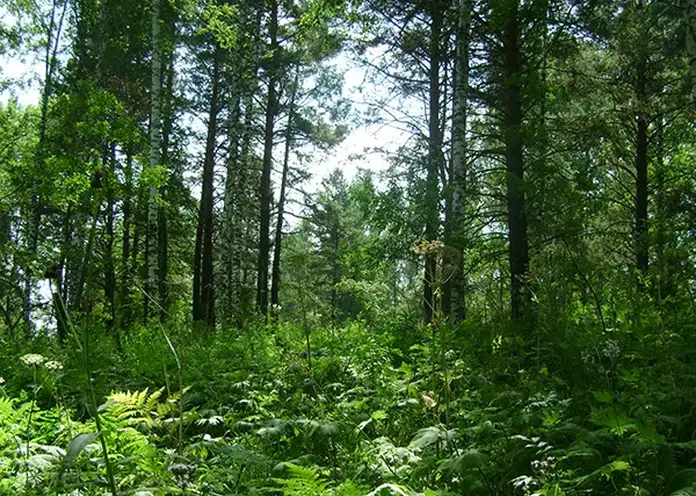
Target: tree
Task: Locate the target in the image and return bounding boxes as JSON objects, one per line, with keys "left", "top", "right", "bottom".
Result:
{"left": 145, "top": 0, "right": 164, "bottom": 321}
{"left": 256, "top": 0, "right": 279, "bottom": 317}
{"left": 442, "top": 0, "right": 472, "bottom": 323}
{"left": 193, "top": 45, "right": 221, "bottom": 328}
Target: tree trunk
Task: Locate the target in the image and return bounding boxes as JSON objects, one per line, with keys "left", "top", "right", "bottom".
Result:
{"left": 443, "top": 0, "right": 471, "bottom": 324}
{"left": 56, "top": 206, "right": 71, "bottom": 343}
{"left": 256, "top": 0, "right": 279, "bottom": 318}
{"left": 23, "top": 0, "right": 68, "bottom": 337}
{"left": 270, "top": 72, "right": 298, "bottom": 311}
{"left": 74, "top": 162, "right": 104, "bottom": 313}
{"left": 193, "top": 212, "right": 203, "bottom": 322}
{"left": 105, "top": 144, "right": 117, "bottom": 335}
{"left": 119, "top": 147, "right": 133, "bottom": 328}
{"left": 687, "top": 0, "right": 696, "bottom": 100}
{"left": 502, "top": 1, "right": 530, "bottom": 322}
{"left": 194, "top": 47, "right": 221, "bottom": 328}
{"left": 145, "top": 0, "right": 163, "bottom": 322}
{"left": 423, "top": 2, "right": 443, "bottom": 323}
{"left": 655, "top": 118, "right": 666, "bottom": 322}
{"left": 223, "top": 93, "right": 241, "bottom": 324}
{"left": 158, "top": 50, "right": 175, "bottom": 320}
{"left": 635, "top": 5, "right": 649, "bottom": 280}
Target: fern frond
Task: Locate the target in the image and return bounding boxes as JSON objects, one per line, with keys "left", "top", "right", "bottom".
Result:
{"left": 273, "top": 463, "right": 332, "bottom": 496}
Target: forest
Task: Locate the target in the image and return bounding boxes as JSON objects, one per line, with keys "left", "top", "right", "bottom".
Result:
{"left": 0, "top": 0, "right": 695, "bottom": 494}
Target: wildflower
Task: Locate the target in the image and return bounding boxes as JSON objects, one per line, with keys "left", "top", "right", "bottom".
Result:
{"left": 602, "top": 339, "right": 620, "bottom": 360}
{"left": 581, "top": 350, "right": 593, "bottom": 365}
{"left": 531, "top": 456, "right": 555, "bottom": 473}
{"left": 421, "top": 391, "right": 437, "bottom": 409}
{"left": 20, "top": 354, "right": 45, "bottom": 367}
{"left": 411, "top": 240, "right": 445, "bottom": 256}
{"left": 169, "top": 463, "right": 196, "bottom": 477}
{"left": 0, "top": 377, "right": 5, "bottom": 384}
{"left": 44, "top": 360, "right": 64, "bottom": 372}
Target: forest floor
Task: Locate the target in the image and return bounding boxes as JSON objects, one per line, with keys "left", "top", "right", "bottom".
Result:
{"left": 0, "top": 319, "right": 694, "bottom": 495}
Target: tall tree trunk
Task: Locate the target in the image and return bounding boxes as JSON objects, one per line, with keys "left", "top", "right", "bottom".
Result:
{"left": 158, "top": 50, "right": 175, "bottom": 320}
{"left": 56, "top": 205, "right": 71, "bottom": 343}
{"left": 194, "top": 47, "right": 221, "bottom": 328}
{"left": 443, "top": 0, "right": 471, "bottom": 324}
{"left": 23, "top": 0, "right": 68, "bottom": 337}
{"left": 193, "top": 213, "right": 203, "bottom": 321}
{"left": 74, "top": 161, "right": 104, "bottom": 313}
{"left": 635, "top": 4, "right": 649, "bottom": 280}
{"left": 105, "top": 145, "right": 117, "bottom": 335}
{"left": 687, "top": 0, "right": 696, "bottom": 100}
{"left": 145, "top": 0, "right": 163, "bottom": 322}
{"left": 256, "top": 0, "right": 279, "bottom": 317}
{"left": 502, "top": 0, "right": 530, "bottom": 322}
{"left": 223, "top": 91, "right": 241, "bottom": 321}
{"left": 119, "top": 147, "right": 134, "bottom": 328}
{"left": 655, "top": 118, "right": 666, "bottom": 321}
{"left": 423, "top": 2, "right": 443, "bottom": 323}
{"left": 270, "top": 72, "right": 298, "bottom": 311}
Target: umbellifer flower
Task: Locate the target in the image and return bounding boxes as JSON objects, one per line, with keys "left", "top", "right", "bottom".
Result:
{"left": 44, "top": 360, "right": 64, "bottom": 372}
{"left": 20, "top": 354, "right": 45, "bottom": 367}
{"left": 602, "top": 339, "right": 620, "bottom": 360}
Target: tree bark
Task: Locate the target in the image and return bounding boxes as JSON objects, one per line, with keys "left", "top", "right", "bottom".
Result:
{"left": 270, "top": 72, "right": 298, "bottom": 311}
{"left": 105, "top": 145, "right": 117, "bottom": 335}
{"left": 256, "top": 0, "right": 279, "bottom": 317}
{"left": 502, "top": 0, "right": 530, "bottom": 322}
{"left": 194, "top": 47, "right": 222, "bottom": 328}
{"left": 145, "top": 0, "right": 163, "bottom": 322}
{"left": 119, "top": 147, "right": 134, "bottom": 328}
{"left": 687, "top": 0, "right": 696, "bottom": 100}
{"left": 635, "top": 2, "right": 649, "bottom": 279}
{"left": 423, "top": 1, "right": 443, "bottom": 323}
{"left": 443, "top": 0, "right": 471, "bottom": 324}
{"left": 158, "top": 49, "right": 175, "bottom": 320}
{"left": 223, "top": 93, "right": 241, "bottom": 324}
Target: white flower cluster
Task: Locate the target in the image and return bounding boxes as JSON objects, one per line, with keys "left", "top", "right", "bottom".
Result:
{"left": 44, "top": 360, "right": 64, "bottom": 371}
{"left": 531, "top": 455, "right": 555, "bottom": 472}
{"left": 602, "top": 339, "right": 621, "bottom": 360}
{"left": 20, "top": 353, "right": 64, "bottom": 372}
{"left": 20, "top": 354, "right": 46, "bottom": 367}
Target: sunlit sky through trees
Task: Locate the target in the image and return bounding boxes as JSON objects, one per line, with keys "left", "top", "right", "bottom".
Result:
{"left": 1, "top": 46, "right": 403, "bottom": 196}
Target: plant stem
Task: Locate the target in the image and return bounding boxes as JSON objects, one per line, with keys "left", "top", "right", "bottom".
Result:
{"left": 50, "top": 282, "right": 118, "bottom": 496}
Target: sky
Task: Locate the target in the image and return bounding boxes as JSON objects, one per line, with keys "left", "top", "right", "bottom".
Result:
{"left": 0, "top": 44, "right": 403, "bottom": 193}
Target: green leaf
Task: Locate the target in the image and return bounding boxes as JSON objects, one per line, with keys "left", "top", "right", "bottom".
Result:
{"left": 27, "top": 453, "right": 59, "bottom": 470}
{"left": 371, "top": 410, "right": 388, "bottom": 421}
{"left": 64, "top": 432, "right": 100, "bottom": 468}
{"left": 601, "top": 459, "right": 630, "bottom": 478}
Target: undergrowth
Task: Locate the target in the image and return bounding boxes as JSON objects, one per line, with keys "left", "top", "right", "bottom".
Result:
{"left": 1, "top": 317, "right": 696, "bottom": 495}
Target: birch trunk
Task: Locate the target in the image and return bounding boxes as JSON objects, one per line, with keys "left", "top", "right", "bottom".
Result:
{"left": 145, "top": 0, "right": 163, "bottom": 321}
{"left": 443, "top": 0, "right": 471, "bottom": 324}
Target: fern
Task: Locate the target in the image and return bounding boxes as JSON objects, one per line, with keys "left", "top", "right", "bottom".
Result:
{"left": 274, "top": 463, "right": 332, "bottom": 496}
{"left": 105, "top": 387, "right": 183, "bottom": 426}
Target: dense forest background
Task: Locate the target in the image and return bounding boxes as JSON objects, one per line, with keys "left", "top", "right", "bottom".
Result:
{"left": 1, "top": 0, "right": 696, "bottom": 494}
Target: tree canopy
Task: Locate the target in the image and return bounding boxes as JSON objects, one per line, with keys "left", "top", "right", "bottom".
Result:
{"left": 0, "top": 0, "right": 696, "bottom": 494}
